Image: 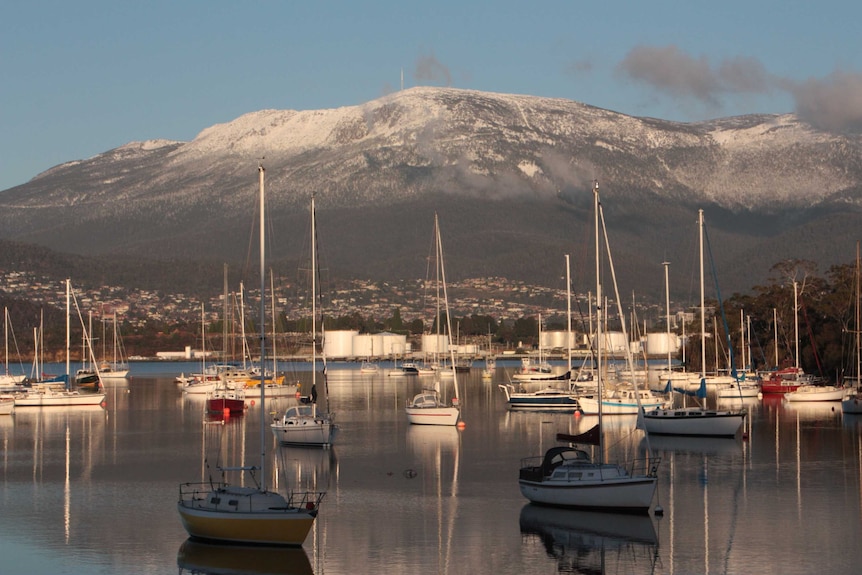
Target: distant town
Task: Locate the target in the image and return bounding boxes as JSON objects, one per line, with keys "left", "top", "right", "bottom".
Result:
{"left": 0, "top": 268, "right": 681, "bottom": 360}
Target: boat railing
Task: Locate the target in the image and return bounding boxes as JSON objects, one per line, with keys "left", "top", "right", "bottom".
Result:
{"left": 287, "top": 490, "right": 327, "bottom": 511}
{"left": 627, "top": 457, "right": 661, "bottom": 478}
{"left": 178, "top": 482, "right": 326, "bottom": 512}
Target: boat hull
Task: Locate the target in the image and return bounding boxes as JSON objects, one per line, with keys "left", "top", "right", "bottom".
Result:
{"left": 760, "top": 382, "right": 801, "bottom": 394}
{"left": 642, "top": 408, "right": 745, "bottom": 437}
{"left": 14, "top": 391, "right": 106, "bottom": 407}
{"left": 577, "top": 397, "right": 665, "bottom": 415}
{"left": 0, "top": 398, "right": 14, "bottom": 415}
{"left": 271, "top": 420, "right": 336, "bottom": 447}
{"left": 499, "top": 384, "right": 580, "bottom": 412}
{"left": 716, "top": 383, "right": 761, "bottom": 398}
{"left": 518, "top": 474, "right": 656, "bottom": 513}
{"left": 405, "top": 405, "right": 460, "bottom": 425}
{"left": 206, "top": 396, "right": 246, "bottom": 415}
{"left": 177, "top": 503, "right": 316, "bottom": 546}
{"left": 785, "top": 386, "right": 845, "bottom": 402}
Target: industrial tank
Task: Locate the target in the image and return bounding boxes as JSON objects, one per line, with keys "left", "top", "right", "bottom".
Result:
{"left": 322, "top": 330, "right": 357, "bottom": 359}
{"left": 421, "top": 333, "right": 450, "bottom": 354}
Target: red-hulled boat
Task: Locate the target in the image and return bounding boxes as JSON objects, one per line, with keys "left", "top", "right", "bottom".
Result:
{"left": 759, "top": 367, "right": 805, "bottom": 394}
{"left": 206, "top": 387, "right": 246, "bottom": 416}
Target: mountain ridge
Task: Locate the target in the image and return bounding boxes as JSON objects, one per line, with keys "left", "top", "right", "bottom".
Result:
{"left": 1, "top": 86, "right": 861, "bottom": 300}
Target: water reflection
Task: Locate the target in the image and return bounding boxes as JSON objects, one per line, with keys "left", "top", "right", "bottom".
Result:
{"left": 2, "top": 369, "right": 862, "bottom": 574}
{"left": 519, "top": 504, "right": 659, "bottom": 574}
{"left": 645, "top": 434, "right": 743, "bottom": 456}
{"left": 176, "top": 539, "right": 313, "bottom": 575}
{"left": 276, "top": 445, "right": 338, "bottom": 494}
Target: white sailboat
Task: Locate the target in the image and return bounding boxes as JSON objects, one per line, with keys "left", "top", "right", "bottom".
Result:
{"left": 405, "top": 214, "right": 461, "bottom": 426}
{"left": 641, "top": 210, "right": 746, "bottom": 437}
{"left": 359, "top": 338, "right": 380, "bottom": 373}
{"left": 14, "top": 280, "right": 106, "bottom": 407}
{"left": 518, "top": 181, "right": 658, "bottom": 512}
{"left": 499, "top": 256, "right": 580, "bottom": 412}
{"left": 271, "top": 193, "right": 337, "bottom": 447}
{"left": 785, "top": 279, "right": 846, "bottom": 402}
{"left": 178, "top": 163, "right": 324, "bottom": 546}
{"left": 511, "top": 314, "right": 562, "bottom": 382}
{"left": 1, "top": 307, "right": 26, "bottom": 388}
{"left": 481, "top": 327, "right": 495, "bottom": 380}
{"left": 843, "top": 242, "right": 862, "bottom": 414}
{"left": 98, "top": 311, "right": 129, "bottom": 378}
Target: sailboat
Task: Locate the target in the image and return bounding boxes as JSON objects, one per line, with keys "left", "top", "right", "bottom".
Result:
{"left": 499, "top": 257, "right": 580, "bottom": 411}
{"left": 405, "top": 214, "right": 461, "bottom": 426}
{"left": 482, "top": 327, "right": 495, "bottom": 380}
{"left": 843, "top": 243, "right": 862, "bottom": 414}
{"left": 359, "top": 337, "right": 380, "bottom": 373}
{"left": 14, "top": 280, "right": 106, "bottom": 407}
{"left": 641, "top": 210, "right": 746, "bottom": 437}
{"left": 511, "top": 314, "right": 561, "bottom": 382}
{"left": 1, "top": 307, "right": 26, "bottom": 388}
{"left": 759, "top": 305, "right": 806, "bottom": 394}
{"left": 98, "top": 311, "right": 129, "bottom": 378}
{"left": 270, "top": 194, "right": 337, "bottom": 447}
{"left": 784, "top": 280, "right": 846, "bottom": 401}
{"left": 518, "top": 181, "right": 658, "bottom": 513}
{"left": 177, "top": 164, "right": 324, "bottom": 546}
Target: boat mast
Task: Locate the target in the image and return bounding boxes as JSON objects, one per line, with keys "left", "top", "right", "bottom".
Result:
{"left": 566, "top": 254, "right": 572, "bottom": 377}
{"left": 593, "top": 181, "right": 603, "bottom": 457}
{"left": 739, "top": 310, "right": 748, "bottom": 371}
{"left": 3, "top": 307, "right": 8, "bottom": 378}
{"left": 257, "top": 163, "right": 267, "bottom": 489}
{"left": 271, "top": 270, "right": 278, "bottom": 381}
{"left": 773, "top": 308, "right": 778, "bottom": 368}
{"left": 66, "top": 278, "right": 70, "bottom": 389}
{"left": 793, "top": 280, "right": 799, "bottom": 374}
{"left": 436, "top": 213, "right": 460, "bottom": 399}
{"left": 223, "top": 264, "right": 228, "bottom": 366}
{"left": 746, "top": 315, "right": 752, "bottom": 374}
{"left": 856, "top": 241, "right": 861, "bottom": 387}
{"left": 311, "top": 194, "right": 319, "bottom": 413}
{"left": 699, "top": 209, "right": 706, "bottom": 382}
{"left": 663, "top": 261, "right": 671, "bottom": 374}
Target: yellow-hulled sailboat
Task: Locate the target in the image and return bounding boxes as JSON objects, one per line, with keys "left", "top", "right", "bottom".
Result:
{"left": 177, "top": 164, "right": 324, "bottom": 546}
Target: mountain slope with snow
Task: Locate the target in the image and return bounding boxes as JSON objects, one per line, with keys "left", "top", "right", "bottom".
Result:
{"left": 1, "top": 86, "right": 861, "bottom": 296}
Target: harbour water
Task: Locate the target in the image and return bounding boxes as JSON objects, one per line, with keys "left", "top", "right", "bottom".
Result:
{"left": 1, "top": 360, "right": 861, "bottom": 574}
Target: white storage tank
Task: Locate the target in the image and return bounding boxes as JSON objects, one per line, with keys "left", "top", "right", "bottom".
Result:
{"left": 352, "top": 333, "right": 385, "bottom": 358}
{"left": 645, "top": 332, "right": 679, "bottom": 356}
{"left": 421, "top": 333, "right": 450, "bottom": 354}
{"left": 542, "top": 330, "right": 568, "bottom": 350}
{"left": 595, "top": 331, "right": 628, "bottom": 354}
{"left": 456, "top": 344, "right": 479, "bottom": 355}
{"left": 323, "top": 330, "right": 357, "bottom": 359}
{"left": 380, "top": 332, "right": 408, "bottom": 357}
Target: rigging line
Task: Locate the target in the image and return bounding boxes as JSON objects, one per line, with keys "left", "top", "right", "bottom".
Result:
{"left": 702, "top": 217, "right": 738, "bottom": 379}
{"left": 799, "top": 298, "right": 826, "bottom": 378}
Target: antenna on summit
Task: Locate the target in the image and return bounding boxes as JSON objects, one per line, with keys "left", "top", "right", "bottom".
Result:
{"left": 400, "top": 67, "right": 404, "bottom": 91}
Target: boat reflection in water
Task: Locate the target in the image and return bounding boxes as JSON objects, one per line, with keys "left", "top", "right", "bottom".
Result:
{"left": 176, "top": 539, "right": 313, "bottom": 575}
{"left": 519, "top": 504, "right": 659, "bottom": 573}
{"left": 643, "top": 434, "right": 744, "bottom": 456}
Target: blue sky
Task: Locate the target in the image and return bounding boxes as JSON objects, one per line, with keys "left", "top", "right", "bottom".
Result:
{"left": 2, "top": 0, "right": 861, "bottom": 191}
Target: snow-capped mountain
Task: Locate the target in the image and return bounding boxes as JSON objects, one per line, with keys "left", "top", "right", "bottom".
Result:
{"left": 1, "top": 86, "right": 861, "bottom": 297}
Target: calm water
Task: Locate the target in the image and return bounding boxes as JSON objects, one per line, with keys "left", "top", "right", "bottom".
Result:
{"left": 1, "top": 360, "right": 861, "bottom": 574}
